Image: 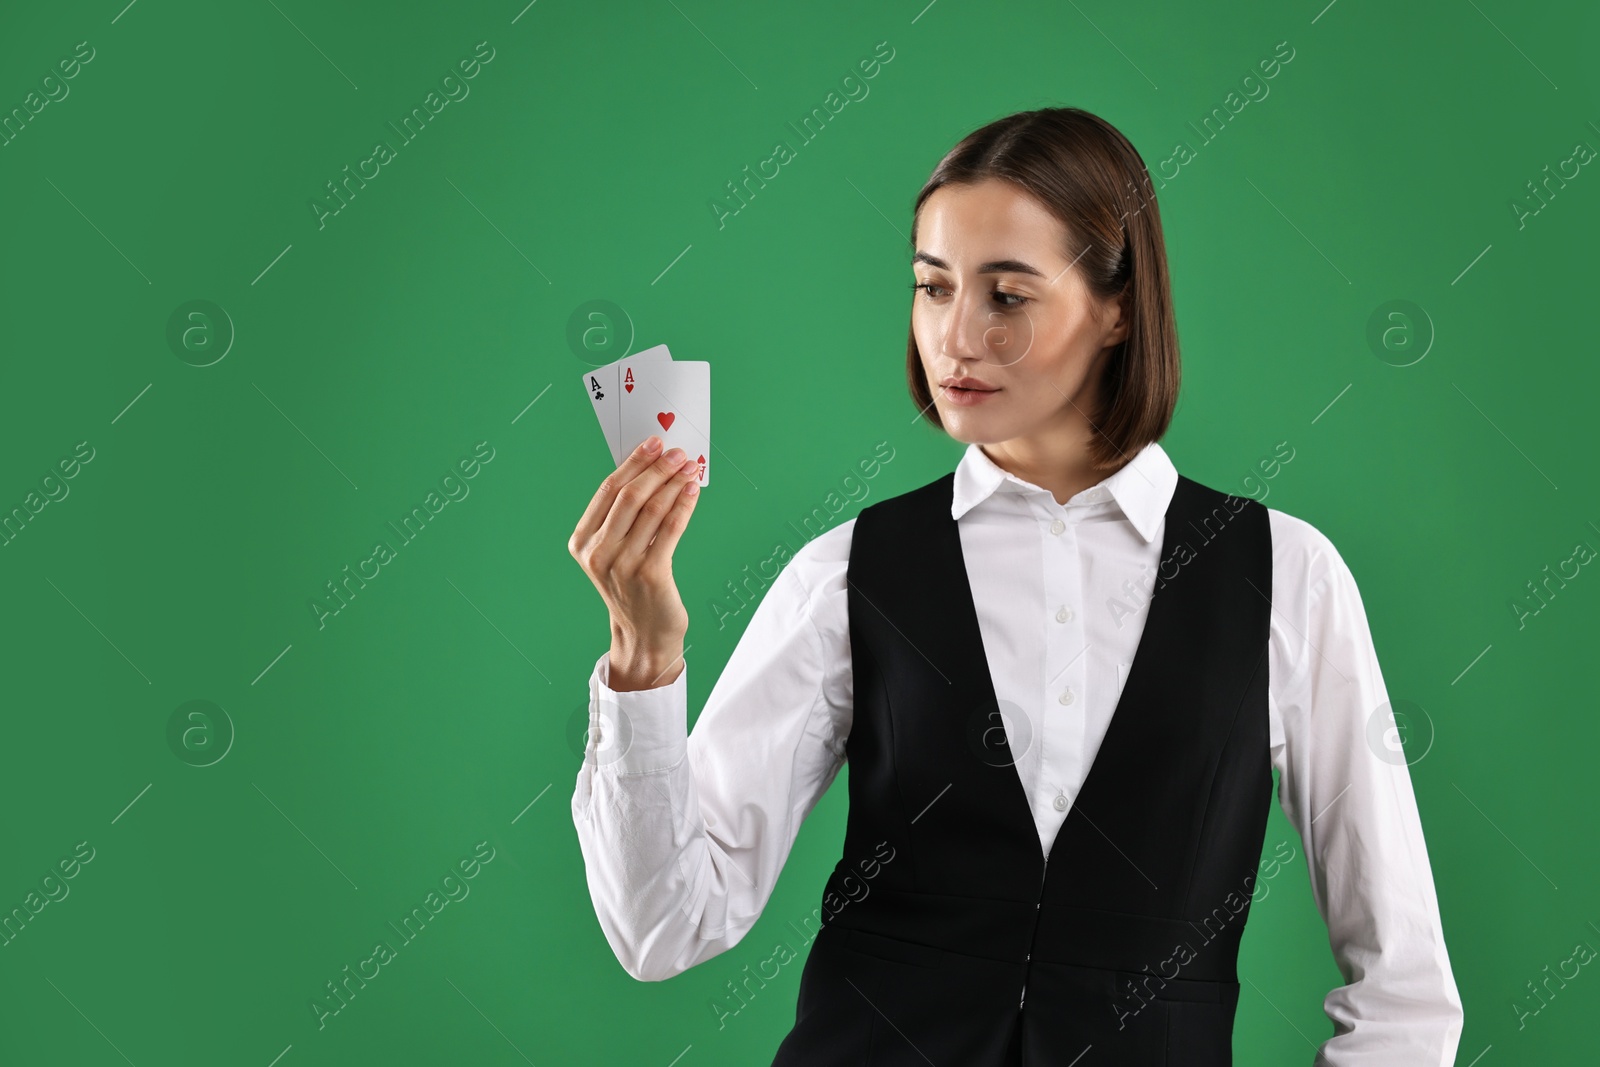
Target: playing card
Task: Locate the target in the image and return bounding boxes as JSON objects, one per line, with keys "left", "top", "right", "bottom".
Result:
{"left": 618, "top": 360, "right": 710, "bottom": 486}
{"left": 580, "top": 343, "right": 672, "bottom": 464}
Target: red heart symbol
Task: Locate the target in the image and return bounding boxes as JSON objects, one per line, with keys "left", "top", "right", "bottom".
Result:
{"left": 656, "top": 412, "right": 675, "bottom": 431}
{"left": 624, "top": 382, "right": 633, "bottom": 393}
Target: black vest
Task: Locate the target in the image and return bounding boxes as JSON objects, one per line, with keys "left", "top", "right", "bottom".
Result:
{"left": 770, "top": 469, "right": 1274, "bottom": 1066}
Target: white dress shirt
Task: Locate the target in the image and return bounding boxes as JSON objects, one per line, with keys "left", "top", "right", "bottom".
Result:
{"left": 571, "top": 440, "right": 1464, "bottom": 1064}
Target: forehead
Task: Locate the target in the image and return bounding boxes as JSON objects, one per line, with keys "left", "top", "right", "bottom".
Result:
{"left": 916, "top": 180, "right": 1070, "bottom": 264}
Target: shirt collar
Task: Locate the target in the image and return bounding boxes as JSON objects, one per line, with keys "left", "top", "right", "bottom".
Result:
{"left": 950, "top": 439, "right": 1177, "bottom": 544}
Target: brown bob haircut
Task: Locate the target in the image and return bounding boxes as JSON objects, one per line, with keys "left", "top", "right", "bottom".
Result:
{"left": 906, "top": 107, "right": 1180, "bottom": 472}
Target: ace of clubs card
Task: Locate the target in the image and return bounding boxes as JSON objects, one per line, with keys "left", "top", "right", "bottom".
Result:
{"left": 580, "top": 343, "right": 672, "bottom": 464}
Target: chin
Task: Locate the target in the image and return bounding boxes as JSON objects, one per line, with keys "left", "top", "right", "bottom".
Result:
{"left": 936, "top": 408, "right": 1016, "bottom": 446}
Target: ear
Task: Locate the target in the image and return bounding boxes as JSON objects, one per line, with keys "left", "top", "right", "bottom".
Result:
{"left": 1102, "top": 284, "right": 1131, "bottom": 348}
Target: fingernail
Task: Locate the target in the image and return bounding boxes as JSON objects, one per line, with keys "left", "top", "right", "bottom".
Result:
{"left": 643, "top": 436, "right": 662, "bottom": 453}
{"left": 685, "top": 482, "right": 700, "bottom": 496}
{"left": 664, "top": 447, "right": 685, "bottom": 463}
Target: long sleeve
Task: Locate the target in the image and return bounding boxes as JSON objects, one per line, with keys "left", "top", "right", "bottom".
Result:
{"left": 1267, "top": 512, "right": 1464, "bottom": 1064}
{"left": 570, "top": 523, "right": 855, "bottom": 982}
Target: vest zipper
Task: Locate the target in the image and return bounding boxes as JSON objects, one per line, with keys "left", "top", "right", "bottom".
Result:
{"left": 1020, "top": 851, "right": 1049, "bottom": 1010}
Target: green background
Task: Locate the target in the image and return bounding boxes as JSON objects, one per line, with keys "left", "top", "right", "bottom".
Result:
{"left": 2, "top": 0, "right": 1596, "bottom": 1062}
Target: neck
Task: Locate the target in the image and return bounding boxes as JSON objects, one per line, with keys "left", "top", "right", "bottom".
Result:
{"left": 979, "top": 429, "right": 1130, "bottom": 506}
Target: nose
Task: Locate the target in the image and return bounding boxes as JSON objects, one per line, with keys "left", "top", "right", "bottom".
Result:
{"left": 933, "top": 288, "right": 991, "bottom": 363}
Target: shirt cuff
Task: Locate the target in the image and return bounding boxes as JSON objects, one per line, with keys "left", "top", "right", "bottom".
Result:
{"left": 589, "top": 650, "right": 688, "bottom": 775}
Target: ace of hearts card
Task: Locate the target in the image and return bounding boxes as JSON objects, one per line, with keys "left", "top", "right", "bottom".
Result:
{"left": 618, "top": 360, "right": 710, "bottom": 486}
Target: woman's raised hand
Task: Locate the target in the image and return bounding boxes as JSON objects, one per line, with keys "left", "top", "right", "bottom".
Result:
{"left": 568, "top": 436, "right": 702, "bottom": 691}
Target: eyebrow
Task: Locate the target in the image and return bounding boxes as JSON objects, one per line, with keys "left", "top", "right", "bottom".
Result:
{"left": 912, "top": 251, "right": 1045, "bottom": 278}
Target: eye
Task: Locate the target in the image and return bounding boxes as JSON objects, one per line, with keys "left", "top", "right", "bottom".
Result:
{"left": 908, "top": 281, "right": 1029, "bottom": 308}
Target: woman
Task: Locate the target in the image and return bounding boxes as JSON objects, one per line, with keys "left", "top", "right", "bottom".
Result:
{"left": 569, "top": 108, "right": 1463, "bottom": 1065}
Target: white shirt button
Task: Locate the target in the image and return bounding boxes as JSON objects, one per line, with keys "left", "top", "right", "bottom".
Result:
{"left": 1049, "top": 518, "right": 1065, "bottom": 535}
{"left": 1053, "top": 794, "right": 1069, "bottom": 811}
{"left": 1058, "top": 688, "right": 1075, "bottom": 705}
{"left": 1055, "top": 605, "right": 1073, "bottom": 623}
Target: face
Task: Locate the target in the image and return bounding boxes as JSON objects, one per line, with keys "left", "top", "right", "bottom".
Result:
{"left": 911, "top": 178, "right": 1128, "bottom": 446}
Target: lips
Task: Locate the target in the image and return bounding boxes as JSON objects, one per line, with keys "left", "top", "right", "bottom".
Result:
{"left": 941, "top": 378, "right": 1001, "bottom": 406}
